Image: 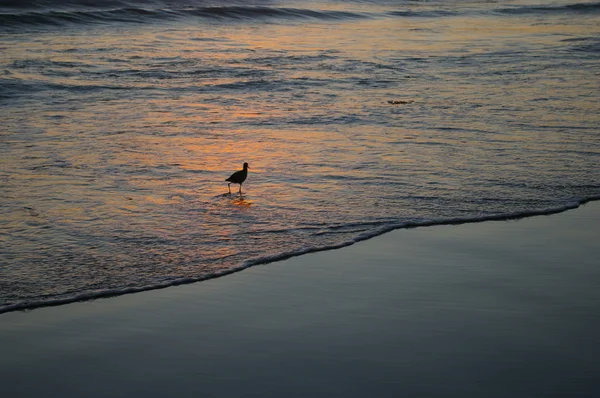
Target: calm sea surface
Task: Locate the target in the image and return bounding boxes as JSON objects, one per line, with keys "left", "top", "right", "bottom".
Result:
{"left": 1, "top": 0, "right": 599, "bottom": 312}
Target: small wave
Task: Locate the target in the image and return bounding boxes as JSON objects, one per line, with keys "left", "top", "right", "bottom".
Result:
{"left": 565, "top": 37, "right": 600, "bottom": 53}
{"left": 186, "top": 6, "right": 366, "bottom": 21}
{"left": 0, "top": 8, "right": 180, "bottom": 28}
{"left": 386, "top": 9, "right": 458, "bottom": 18}
{"left": 1, "top": 195, "right": 599, "bottom": 315}
{"left": 495, "top": 2, "right": 600, "bottom": 15}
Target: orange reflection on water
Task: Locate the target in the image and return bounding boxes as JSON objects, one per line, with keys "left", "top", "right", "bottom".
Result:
{"left": 231, "top": 195, "right": 252, "bottom": 207}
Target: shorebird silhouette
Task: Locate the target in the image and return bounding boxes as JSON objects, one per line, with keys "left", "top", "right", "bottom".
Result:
{"left": 226, "top": 162, "right": 249, "bottom": 194}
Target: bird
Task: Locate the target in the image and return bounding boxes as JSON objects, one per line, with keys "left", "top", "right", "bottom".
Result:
{"left": 226, "top": 162, "right": 249, "bottom": 194}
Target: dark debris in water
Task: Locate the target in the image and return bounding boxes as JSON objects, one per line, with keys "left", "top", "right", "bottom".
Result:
{"left": 387, "top": 100, "right": 414, "bottom": 105}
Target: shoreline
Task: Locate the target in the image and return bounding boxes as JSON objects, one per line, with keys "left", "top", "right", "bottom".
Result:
{"left": 1, "top": 201, "right": 599, "bottom": 397}
{"left": 2, "top": 196, "right": 599, "bottom": 315}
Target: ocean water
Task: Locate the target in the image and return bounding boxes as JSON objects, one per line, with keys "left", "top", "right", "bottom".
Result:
{"left": 1, "top": 0, "right": 599, "bottom": 313}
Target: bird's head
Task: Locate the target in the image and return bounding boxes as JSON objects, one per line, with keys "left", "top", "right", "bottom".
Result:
{"left": 243, "top": 162, "right": 249, "bottom": 169}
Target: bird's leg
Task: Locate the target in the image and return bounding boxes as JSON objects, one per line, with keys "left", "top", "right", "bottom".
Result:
{"left": 228, "top": 183, "right": 231, "bottom": 194}
{"left": 239, "top": 183, "right": 243, "bottom": 194}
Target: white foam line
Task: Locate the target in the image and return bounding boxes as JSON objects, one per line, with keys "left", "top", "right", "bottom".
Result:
{"left": 2, "top": 195, "right": 599, "bottom": 315}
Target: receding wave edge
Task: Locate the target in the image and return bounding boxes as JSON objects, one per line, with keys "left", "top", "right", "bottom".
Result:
{"left": 2, "top": 195, "right": 599, "bottom": 315}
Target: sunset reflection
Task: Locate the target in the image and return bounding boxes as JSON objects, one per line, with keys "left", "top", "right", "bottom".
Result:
{"left": 231, "top": 195, "right": 252, "bottom": 208}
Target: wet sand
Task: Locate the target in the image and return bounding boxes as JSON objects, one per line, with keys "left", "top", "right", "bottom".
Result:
{"left": 1, "top": 202, "right": 599, "bottom": 397}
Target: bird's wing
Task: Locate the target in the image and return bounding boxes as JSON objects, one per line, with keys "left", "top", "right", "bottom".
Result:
{"left": 226, "top": 170, "right": 242, "bottom": 182}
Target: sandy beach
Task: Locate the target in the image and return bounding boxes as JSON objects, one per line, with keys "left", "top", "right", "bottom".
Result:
{"left": 1, "top": 202, "right": 599, "bottom": 397}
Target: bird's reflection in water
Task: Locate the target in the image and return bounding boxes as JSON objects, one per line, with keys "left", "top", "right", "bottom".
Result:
{"left": 233, "top": 195, "right": 252, "bottom": 207}
{"left": 223, "top": 193, "right": 252, "bottom": 207}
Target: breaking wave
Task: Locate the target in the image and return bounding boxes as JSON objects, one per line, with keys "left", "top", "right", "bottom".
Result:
{"left": 0, "top": 5, "right": 368, "bottom": 29}
{"left": 3, "top": 1, "right": 599, "bottom": 30}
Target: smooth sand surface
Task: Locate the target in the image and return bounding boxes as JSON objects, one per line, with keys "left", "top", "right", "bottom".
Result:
{"left": 1, "top": 202, "right": 600, "bottom": 397}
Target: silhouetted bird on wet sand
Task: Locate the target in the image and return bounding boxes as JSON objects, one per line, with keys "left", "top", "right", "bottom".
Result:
{"left": 226, "top": 162, "right": 249, "bottom": 194}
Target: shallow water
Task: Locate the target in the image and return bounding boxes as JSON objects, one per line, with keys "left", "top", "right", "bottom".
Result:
{"left": 1, "top": 0, "right": 600, "bottom": 312}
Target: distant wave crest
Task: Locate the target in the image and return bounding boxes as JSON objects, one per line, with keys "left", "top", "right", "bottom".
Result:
{"left": 0, "top": 5, "right": 367, "bottom": 29}
{"left": 4, "top": 1, "right": 599, "bottom": 30}
{"left": 496, "top": 1, "right": 600, "bottom": 15}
